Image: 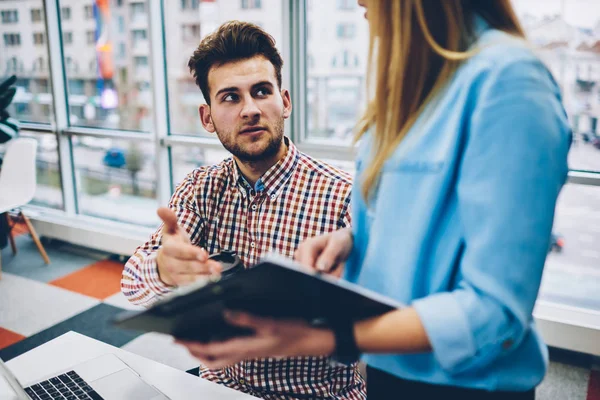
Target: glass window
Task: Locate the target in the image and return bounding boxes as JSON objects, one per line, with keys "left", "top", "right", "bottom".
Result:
{"left": 61, "top": 6, "right": 71, "bottom": 20}
{"left": 306, "top": 2, "right": 368, "bottom": 143}
{"left": 86, "top": 30, "right": 95, "bottom": 45}
{"left": 181, "top": 0, "right": 199, "bottom": 10}
{"left": 63, "top": 31, "right": 73, "bottom": 45}
{"left": 181, "top": 23, "right": 201, "bottom": 42}
{"left": 181, "top": 0, "right": 200, "bottom": 10}
{"left": 512, "top": 0, "right": 600, "bottom": 173}
{"left": 337, "top": 0, "right": 356, "bottom": 11}
{"left": 336, "top": 23, "right": 355, "bottom": 39}
{"left": 131, "top": 29, "right": 147, "bottom": 43}
{"left": 117, "top": 15, "right": 125, "bottom": 33}
{"left": 134, "top": 56, "right": 148, "bottom": 67}
{"left": 0, "top": 132, "right": 63, "bottom": 210}
{"left": 171, "top": 146, "right": 231, "bottom": 189}
{"left": 31, "top": 8, "right": 43, "bottom": 22}
{"left": 60, "top": 0, "right": 153, "bottom": 131}
{"left": 33, "top": 32, "right": 45, "bottom": 45}
{"left": 1, "top": 0, "right": 53, "bottom": 124}
{"left": 130, "top": 2, "right": 146, "bottom": 18}
{"left": 539, "top": 183, "right": 600, "bottom": 311}
{"left": 1, "top": 10, "right": 18, "bottom": 24}
{"left": 3, "top": 33, "right": 21, "bottom": 46}
{"left": 241, "top": 0, "right": 261, "bottom": 10}
{"left": 510, "top": 0, "right": 600, "bottom": 314}
{"left": 84, "top": 5, "right": 94, "bottom": 19}
{"left": 165, "top": 0, "right": 284, "bottom": 135}
{"left": 118, "top": 42, "right": 126, "bottom": 58}
{"left": 72, "top": 137, "right": 158, "bottom": 226}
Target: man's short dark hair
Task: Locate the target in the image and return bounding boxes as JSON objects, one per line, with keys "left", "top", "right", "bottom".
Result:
{"left": 188, "top": 21, "right": 283, "bottom": 105}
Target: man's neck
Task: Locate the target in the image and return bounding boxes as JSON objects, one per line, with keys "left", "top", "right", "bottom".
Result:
{"left": 235, "top": 142, "right": 288, "bottom": 187}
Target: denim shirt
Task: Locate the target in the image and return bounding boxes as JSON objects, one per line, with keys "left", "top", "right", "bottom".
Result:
{"left": 345, "top": 27, "right": 571, "bottom": 391}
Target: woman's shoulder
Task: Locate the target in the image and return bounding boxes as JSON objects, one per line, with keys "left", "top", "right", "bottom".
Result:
{"left": 464, "top": 29, "right": 547, "bottom": 79}
{"left": 456, "top": 29, "right": 559, "bottom": 97}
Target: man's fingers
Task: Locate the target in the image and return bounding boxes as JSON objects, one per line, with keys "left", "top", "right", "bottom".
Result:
{"left": 157, "top": 207, "right": 180, "bottom": 235}
{"left": 162, "top": 241, "right": 205, "bottom": 261}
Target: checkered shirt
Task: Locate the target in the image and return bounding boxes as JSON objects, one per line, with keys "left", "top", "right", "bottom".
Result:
{"left": 122, "top": 138, "right": 366, "bottom": 399}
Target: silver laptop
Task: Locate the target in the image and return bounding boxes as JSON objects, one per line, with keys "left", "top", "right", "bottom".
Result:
{"left": 0, "top": 353, "right": 169, "bottom": 400}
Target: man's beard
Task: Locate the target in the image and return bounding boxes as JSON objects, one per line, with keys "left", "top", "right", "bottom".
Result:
{"left": 215, "top": 117, "right": 285, "bottom": 162}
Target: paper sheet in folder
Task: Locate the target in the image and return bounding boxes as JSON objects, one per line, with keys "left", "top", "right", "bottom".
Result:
{"left": 112, "top": 253, "right": 403, "bottom": 342}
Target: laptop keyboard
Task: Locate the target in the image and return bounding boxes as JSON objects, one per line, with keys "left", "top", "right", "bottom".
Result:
{"left": 23, "top": 371, "right": 104, "bottom": 400}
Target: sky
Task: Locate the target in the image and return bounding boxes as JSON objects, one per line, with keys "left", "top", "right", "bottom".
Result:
{"left": 511, "top": 0, "right": 600, "bottom": 28}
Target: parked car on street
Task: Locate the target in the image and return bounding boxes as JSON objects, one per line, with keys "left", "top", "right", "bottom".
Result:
{"left": 549, "top": 232, "right": 564, "bottom": 253}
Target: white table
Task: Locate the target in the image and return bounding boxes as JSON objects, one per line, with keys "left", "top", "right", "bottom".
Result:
{"left": 1, "top": 331, "right": 257, "bottom": 399}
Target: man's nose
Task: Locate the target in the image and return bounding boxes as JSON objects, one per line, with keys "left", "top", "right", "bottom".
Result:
{"left": 240, "top": 97, "right": 261, "bottom": 119}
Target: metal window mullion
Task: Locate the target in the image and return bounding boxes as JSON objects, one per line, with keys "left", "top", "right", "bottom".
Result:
{"left": 149, "top": 0, "right": 172, "bottom": 204}
{"left": 288, "top": 0, "right": 307, "bottom": 144}
{"left": 44, "top": 0, "right": 77, "bottom": 215}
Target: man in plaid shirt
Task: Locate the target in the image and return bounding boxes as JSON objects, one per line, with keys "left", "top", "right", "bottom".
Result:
{"left": 121, "top": 21, "right": 366, "bottom": 399}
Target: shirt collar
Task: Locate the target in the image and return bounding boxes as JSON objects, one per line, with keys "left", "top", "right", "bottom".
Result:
{"left": 231, "top": 137, "right": 298, "bottom": 199}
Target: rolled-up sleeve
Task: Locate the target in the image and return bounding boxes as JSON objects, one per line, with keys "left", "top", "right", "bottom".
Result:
{"left": 413, "top": 59, "right": 571, "bottom": 374}
{"left": 121, "top": 171, "right": 205, "bottom": 307}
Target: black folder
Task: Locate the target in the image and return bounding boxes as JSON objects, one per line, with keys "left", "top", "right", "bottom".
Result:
{"left": 112, "top": 253, "right": 402, "bottom": 343}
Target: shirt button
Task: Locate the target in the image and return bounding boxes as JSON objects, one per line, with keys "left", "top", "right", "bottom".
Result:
{"left": 502, "top": 339, "right": 513, "bottom": 350}
{"left": 250, "top": 242, "right": 255, "bottom": 248}
{"left": 239, "top": 378, "right": 246, "bottom": 384}
{"left": 251, "top": 204, "right": 257, "bottom": 211}
{"left": 250, "top": 190, "right": 256, "bottom": 196}
{"left": 270, "top": 194, "right": 276, "bottom": 200}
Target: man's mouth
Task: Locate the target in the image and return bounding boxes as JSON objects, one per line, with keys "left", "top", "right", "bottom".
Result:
{"left": 240, "top": 126, "right": 267, "bottom": 134}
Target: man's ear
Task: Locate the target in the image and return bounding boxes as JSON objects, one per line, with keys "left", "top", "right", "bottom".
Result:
{"left": 199, "top": 104, "right": 215, "bottom": 133}
{"left": 281, "top": 89, "right": 292, "bottom": 119}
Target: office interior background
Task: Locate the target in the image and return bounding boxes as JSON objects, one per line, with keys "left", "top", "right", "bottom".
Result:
{"left": 0, "top": 0, "right": 599, "bottom": 391}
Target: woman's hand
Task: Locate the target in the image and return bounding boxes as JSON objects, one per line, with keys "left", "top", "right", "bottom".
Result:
{"left": 294, "top": 228, "right": 353, "bottom": 277}
{"left": 175, "top": 311, "right": 336, "bottom": 369}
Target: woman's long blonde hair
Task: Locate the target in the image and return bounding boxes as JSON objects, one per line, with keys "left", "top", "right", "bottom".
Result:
{"left": 356, "top": 0, "right": 525, "bottom": 200}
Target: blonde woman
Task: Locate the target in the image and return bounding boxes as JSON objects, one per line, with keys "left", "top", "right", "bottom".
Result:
{"left": 177, "top": 1, "right": 571, "bottom": 398}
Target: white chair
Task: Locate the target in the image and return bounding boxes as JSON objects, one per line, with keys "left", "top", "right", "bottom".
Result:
{"left": 0, "top": 137, "right": 50, "bottom": 278}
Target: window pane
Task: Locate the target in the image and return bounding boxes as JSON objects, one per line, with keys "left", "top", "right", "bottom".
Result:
{"left": 306, "top": 2, "right": 368, "bottom": 143}
{"left": 512, "top": 0, "right": 600, "bottom": 172}
{"left": 539, "top": 183, "right": 600, "bottom": 311}
{"left": 165, "top": 0, "right": 283, "bottom": 135}
{"left": 72, "top": 137, "right": 158, "bottom": 226}
{"left": 0, "top": 132, "right": 63, "bottom": 210}
{"left": 0, "top": 0, "right": 53, "bottom": 124}
{"left": 171, "top": 145, "right": 230, "bottom": 188}
{"left": 59, "top": 0, "right": 153, "bottom": 131}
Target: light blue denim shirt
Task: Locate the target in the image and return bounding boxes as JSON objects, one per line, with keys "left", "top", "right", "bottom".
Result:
{"left": 344, "top": 26, "right": 571, "bottom": 391}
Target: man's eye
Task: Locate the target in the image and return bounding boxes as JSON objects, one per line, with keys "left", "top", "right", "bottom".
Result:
{"left": 255, "top": 88, "right": 271, "bottom": 97}
{"left": 223, "top": 94, "right": 237, "bottom": 102}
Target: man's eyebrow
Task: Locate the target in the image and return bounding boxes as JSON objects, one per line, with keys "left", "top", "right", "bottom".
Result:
{"left": 252, "top": 81, "right": 274, "bottom": 90}
{"left": 215, "top": 86, "right": 238, "bottom": 97}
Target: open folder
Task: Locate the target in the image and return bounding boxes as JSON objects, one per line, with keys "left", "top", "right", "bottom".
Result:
{"left": 113, "top": 253, "right": 403, "bottom": 343}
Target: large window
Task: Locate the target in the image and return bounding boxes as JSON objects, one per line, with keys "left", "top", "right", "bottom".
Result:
{"left": 511, "top": 0, "right": 600, "bottom": 313}
{"left": 59, "top": 0, "right": 153, "bottom": 131}
{"left": 171, "top": 146, "right": 231, "bottom": 187}
{"left": 164, "top": 0, "right": 283, "bottom": 136}
{"left": 1, "top": 0, "right": 53, "bottom": 125}
{"left": 72, "top": 137, "right": 158, "bottom": 226}
{"left": 306, "top": 2, "right": 368, "bottom": 143}
{"left": 0, "top": 132, "right": 63, "bottom": 210}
